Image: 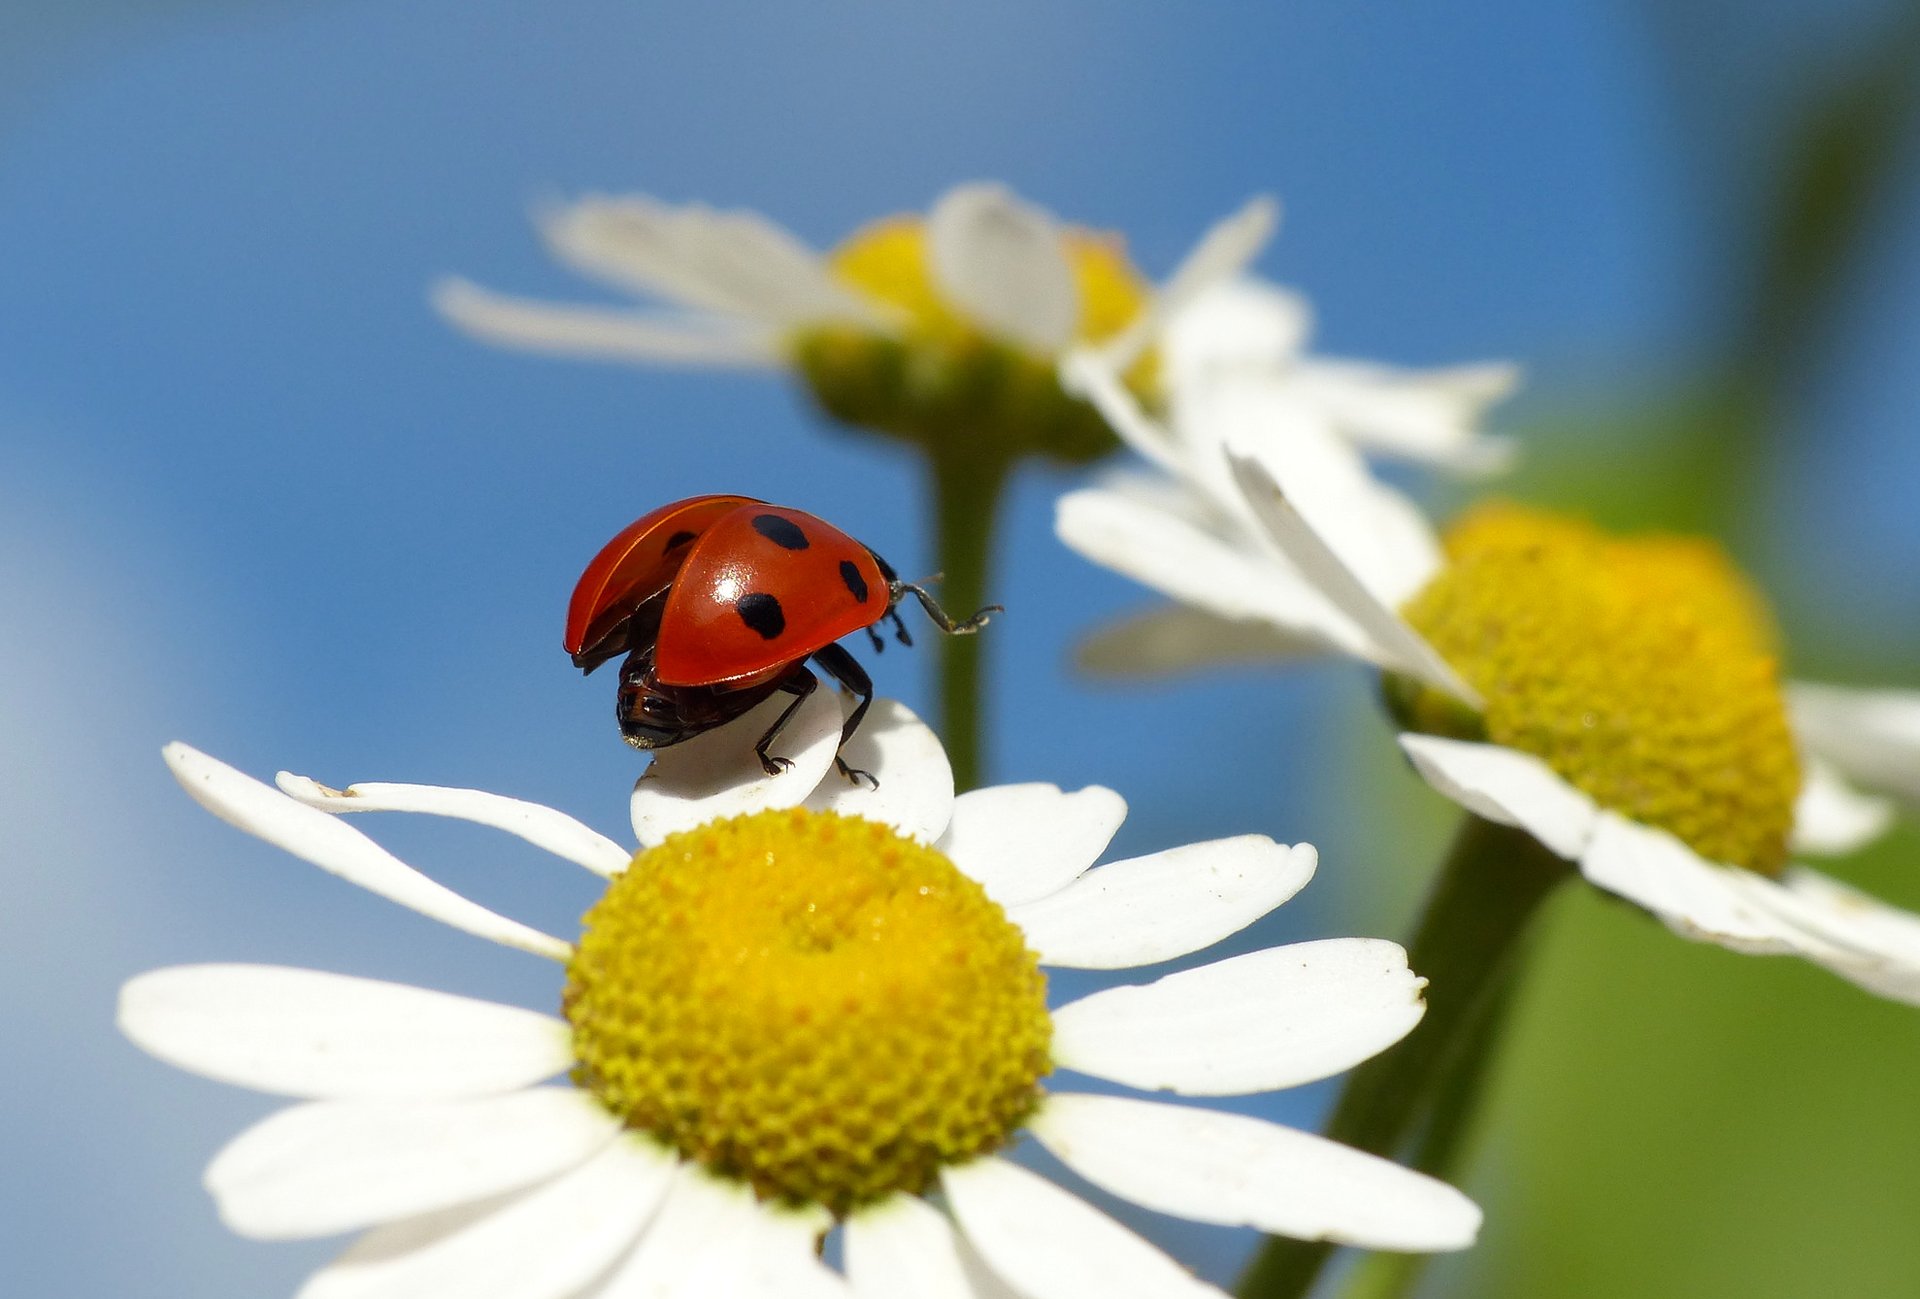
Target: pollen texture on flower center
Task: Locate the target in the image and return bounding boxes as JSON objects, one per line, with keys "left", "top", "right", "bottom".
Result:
{"left": 563, "top": 808, "right": 1052, "bottom": 1214}
{"left": 1398, "top": 502, "right": 1801, "bottom": 875}
{"left": 786, "top": 216, "right": 1152, "bottom": 465}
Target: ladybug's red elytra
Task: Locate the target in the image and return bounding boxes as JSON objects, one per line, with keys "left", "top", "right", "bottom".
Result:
{"left": 565, "top": 495, "right": 999, "bottom": 783}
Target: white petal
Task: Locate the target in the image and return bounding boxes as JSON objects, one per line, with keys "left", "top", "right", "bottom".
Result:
{"left": 1792, "top": 757, "right": 1897, "bottom": 856}
{"left": 207, "top": 1089, "right": 619, "bottom": 1240}
{"left": 119, "top": 965, "right": 573, "bottom": 1099}
{"left": 1059, "top": 349, "right": 1186, "bottom": 475}
{"left": 804, "top": 699, "right": 954, "bottom": 843}
{"left": 1051, "top": 939, "right": 1426, "bottom": 1095}
{"left": 1224, "top": 451, "right": 1478, "bottom": 704}
{"left": 846, "top": 1195, "right": 1005, "bottom": 1299}
{"left": 942, "top": 1156, "right": 1229, "bottom": 1299}
{"left": 1790, "top": 681, "right": 1920, "bottom": 801}
{"left": 928, "top": 183, "right": 1077, "bottom": 351}
{"left": 590, "top": 1169, "right": 840, "bottom": 1299}
{"left": 1162, "top": 278, "right": 1314, "bottom": 384}
{"left": 938, "top": 784, "right": 1127, "bottom": 907}
{"left": 1288, "top": 357, "right": 1519, "bottom": 475}
{"left": 629, "top": 687, "right": 843, "bottom": 847}
{"left": 538, "top": 194, "right": 881, "bottom": 327}
{"left": 1074, "top": 604, "right": 1324, "bottom": 679}
{"left": 1098, "top": 197, "right": 1281, "bottom": 374}
{"left": 433, "top": 280, "right": 778, "bottom": 367}
{"left": 1746, "top": 870, "right": 1920, "bottom": 1004}
{"left": 276, "top": 773, "right": 632, "bottom": 879}
{"left": 1055, "top": 488, "right": 1365, "bottom": 657}
{"left": 164, "top": 744, "right": 569, "bottom": 960}
{"left": 1031, "top": 1093, "right": 1480, "bottom": 1251}
{"left": 1577, "top": 813, "right": 1797, "bottom": 952}
{"left": 1396, "top": 735, "right": 1599, "bottom": 860}
{"left": 1008, "top": 838, "right": 1315, "bottom": 969}
{"left": 300, "top": 1135, "right": 675, "bottom": 1299}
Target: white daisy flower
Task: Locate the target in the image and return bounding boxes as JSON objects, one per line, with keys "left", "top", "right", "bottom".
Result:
{"left": 121, "top": 689, "right": 1480, "bottom": 1299}
{"left": 1056, "top": 364, "right": 1920, "bottom": 1003}
{"left": 434, "top": 182, "right": 1275, "bottom": 464}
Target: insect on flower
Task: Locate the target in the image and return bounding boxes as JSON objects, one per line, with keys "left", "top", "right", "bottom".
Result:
{"left": 565, "top": 495, "right": 999, "bottom": 782}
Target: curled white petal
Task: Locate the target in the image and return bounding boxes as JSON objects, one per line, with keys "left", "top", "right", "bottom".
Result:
{"left": 207, "top": 1089, "right": 619, "bottom": 1240}
{"left": 938, "top": 784, "right": 1127, "bottom": 907}
{"left": 804, "top": 699, "right": 954, "bottom": 843}
{"left": 299, "top": 1135, "right": 675, "bottom": 1299}
{"left": 1051, "top": 939, "right": 1426, "bottom": 1095}
{"left": 1791, "top": 757, "right": 1897, "bottom": 857}
{"left": 164, "top": 743, "right": 569, "bottom": 960}
{"left": 276, "top": 772, "right": 631, "bottom": 878}
{"left": 928, "top": 184, "right": 1077, "bottom": 352}
{"left": 1031, "top": 1093, "right": 1481, "bottom": 1251}
{"left": 629, "top": 687, "right": 843, "bottom": 847}
{"left": 433, "top": 279, "right": 777, "bottom": 368}
{"left": 1396, "top": 735, "right": 1599, "bottom": 860}
{"left": 942, "top": 1156, "right": 1229, "bottom": 1299}
{"left": 1008, "top": 838, "right": 1315, "bottom": 969}
{"left": 119, "top": 965, "right": 573, "bottom": 1100}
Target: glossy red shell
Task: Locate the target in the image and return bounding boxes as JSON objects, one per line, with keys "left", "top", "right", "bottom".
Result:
{"left": 564, "top": 494, "right": 757, "bottom": 659}
{"left": 655, "top": 505, "right": 889, "bottom": 687}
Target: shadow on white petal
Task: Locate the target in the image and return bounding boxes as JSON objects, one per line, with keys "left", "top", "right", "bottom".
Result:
{"left": 1578, "top": 813, "right": 1795, "bottom": 952}
{"left": 939, "top": 784, "right": 1127, "bottom": 907}
{"left": 630, "top": 687, "right": 843, "bottom": 847}
{"left": 1792, "top": 757, "right": 1897, "bottom": 856}
{"left": 804, "top": 698, "right": 953, "bottom": 843}
{"left": 1396, "top": 734, "right": 1598, "bottom": 860}
{"left": 1075, "top": 605, "right": 1321, "bottom": 680}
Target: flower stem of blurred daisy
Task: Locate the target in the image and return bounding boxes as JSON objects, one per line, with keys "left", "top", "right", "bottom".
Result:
{"left": 927, "top": 444, "right": 1012, "bottom": 793}
{"left": 1238, "top": 815, "right": 1572, "bottom": 1299}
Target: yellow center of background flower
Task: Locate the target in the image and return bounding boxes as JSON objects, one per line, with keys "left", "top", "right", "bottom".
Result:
{"left": 1398, "top": 502, "right": 1801, "bottom": 875}
{"left": 786, "top": 216, "right": 1153, "bottom": 465}
{"left": 563, "top": 808, "right": 1052, "bottom": 1214}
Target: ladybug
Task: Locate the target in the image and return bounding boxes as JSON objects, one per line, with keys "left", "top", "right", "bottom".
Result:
{"left": 564, "top": 495, "right": 999, "bottom": 781}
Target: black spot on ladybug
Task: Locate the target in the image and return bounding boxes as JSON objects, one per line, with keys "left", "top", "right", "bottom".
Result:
{"left": 840, "top": 560, "right": 870, "bottom": 603}
{"left": 663, "top": 530, "right": 697, "bottom": 552}
{"left": 736, "top": 593, "right": 786, "bottom": 640}
{"left": 751, "top": 514, "right": 810, "bottom": 550}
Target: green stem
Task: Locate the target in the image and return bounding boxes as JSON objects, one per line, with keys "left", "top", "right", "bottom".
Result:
{"left": 1237, "top": 815, "right": 1571, "bottom": 1299}
{"left": 926, "top": 449, "right": 1012, "bottom": 793}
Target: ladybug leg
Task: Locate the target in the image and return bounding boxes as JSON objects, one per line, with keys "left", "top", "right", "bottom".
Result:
{"left": 865, "top": 624, "right": 886, "bottom": 654}
{"left": 889, "top": 581, "right": 1002, "bottom": 636}
{"left": 753, "top": 669, "right": 818, "bottom": 776}
{"left": 887, "top": 606, "right": 913, "bottom": 648}
{"left": 812, "top": 643, "right": 878, "bottom": 788}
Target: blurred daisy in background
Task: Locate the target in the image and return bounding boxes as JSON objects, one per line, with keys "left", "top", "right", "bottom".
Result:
{"left": 121, "top": 691, "right": 1479, "bottom": 1299}
{"left": 1058, "top": 343, "right": 1920, "bottom": 1003}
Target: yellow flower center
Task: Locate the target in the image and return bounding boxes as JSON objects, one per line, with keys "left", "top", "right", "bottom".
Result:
{"left": 563, "top": 808, "right": 1052, "bottom": 1214}
{"left": 787, "top": 215, "right": 1153, "bottom": 466}
{"left": 1396, "top": 502, "right": 1801, "bottom": 875}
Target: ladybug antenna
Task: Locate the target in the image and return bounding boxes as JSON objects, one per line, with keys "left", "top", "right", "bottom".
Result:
{"left": 889, "top": 578, "right": 1001, "bottom": 635}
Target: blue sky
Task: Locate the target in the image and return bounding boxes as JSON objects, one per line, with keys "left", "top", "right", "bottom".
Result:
{"left": 5, "top": 2, "right": 1920, "bottom": 1294}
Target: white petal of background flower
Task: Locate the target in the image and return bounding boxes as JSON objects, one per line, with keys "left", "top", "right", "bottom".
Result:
{"left": 119, "top": 965, "right": 573, "bottom": 1100}
{"left": 802, "top": 698, "right": 954, "bottom": 842}
{"left": 1577, "top": 813, "right": 1798, "bottom": 952}
{"left": 1397, "top": 734, "right": 1600, "bottom": 860}
{"left": 1097, "top": 197, "right": 1280, "bottom": 374}
{"left": 275, "top": 772, "right": 633, "bottom": 878}
{"left": 299, "top": 1135, "right": 675, "bottom": 1299}
{"left": 432, "top": 280, "right": 781, "bottom": 367}
{"left": 1791, "top": 757, "right": 1897, "bottom": 856}
{"left": 1073, "top": 604, "right": 1329, "bottom": 679}
{"left": 1030, "top": 1093, "right": 1481, "bottom": 1251}
{"left": 938, "top": 783, "right": 1127, "bottom": 907}
{"left": 1163, "top": 278, "right": 1314, "bottom": 384}
{"left": 629, "top": 687, "right": 844, "bottom": 846}
{"left": 942, "top": 1156, "right": 1230, "bottom": 1299}
{"left": 928, "top": 184, "right": 1078, "bottom": 352}
{"left": 1224, "top": 451, "right": 1481, "bottom": 704}
{"left": 164, "top": 744, "right": 571, "bottom": 960}
{"left": 1007, "top": 837, "right": 1316, "bottom": 969}
{"left": 206, "top": 1089, "right": 620, "bottom": 1241}
{"left": 1050, "top": 939, "right": 1426, "bottom": 1094}
{"left": 1790, "top": 682, "right": 1920, "bottom": 802}
{"left": 847, "top": 1195, "right": 1007, "bottom": 1299}
{"left": 1058, "top": 350, "right": 1186, "bottom": 475}
{"left": 1288, "top": 357, "right": 1518, "bottom": 473}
